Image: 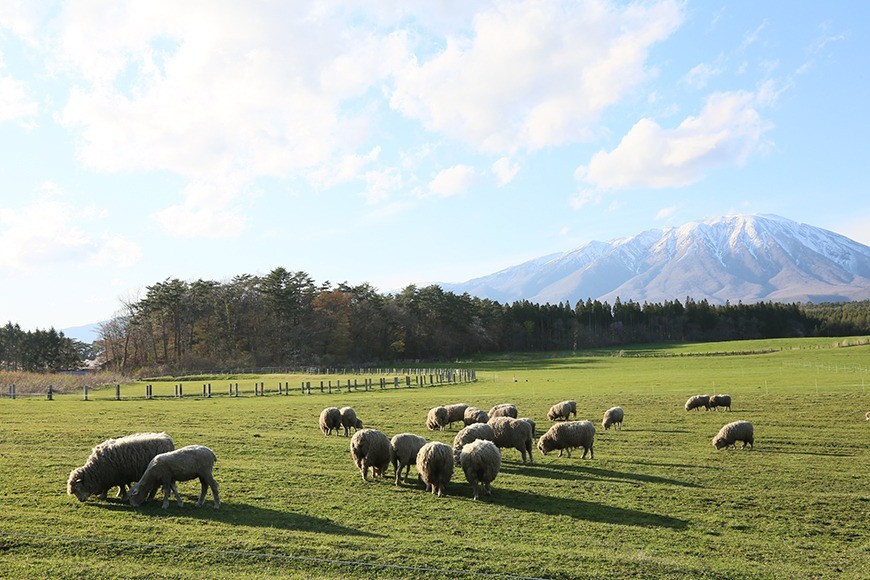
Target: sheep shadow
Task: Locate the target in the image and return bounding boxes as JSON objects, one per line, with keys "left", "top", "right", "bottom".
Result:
{"left": 489, "top": 488, "right": 688, "bottom": 529}
{"left": 516, "top": 462, "right": 700, "bottom": 488}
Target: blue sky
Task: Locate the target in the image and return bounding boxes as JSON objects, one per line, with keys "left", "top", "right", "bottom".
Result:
{"left": 1, "top": 1, "right": 867, "bottom": 332}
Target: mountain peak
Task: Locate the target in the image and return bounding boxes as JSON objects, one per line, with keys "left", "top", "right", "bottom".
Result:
{"left": 443, "top": 214, "right": 870, "bottom": 305}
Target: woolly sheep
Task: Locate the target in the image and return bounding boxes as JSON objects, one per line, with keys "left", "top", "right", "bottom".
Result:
{"left": 444, "top": 403, "right": 469, "bottom": 429}
{"left": 128, "top": 445, "right": 220, "bottom": 510}
{"left": 426, "top": 406, "right": 449, "bottom": 431}
{"left": 452, "top": 422, "right": 495, "bottom": 466}
{"left": 67, "top": 432, "right": 175, "bottom": 502}
{"left": 390, "top": 433, "right": 427, "bottom": 485}
{"left": 350, "top": 429, "right": 391, "bottom": 481}
{"left": 537, "top": 420, "right": 595, "bottom": 459}
{"left": 712, "top": 421, "right": 754, "bottom": 450}
{"left": 709, "top": 394, "right": 732, "bottom": 411}
{"left": 463, "top": 406, "right": 489, "bottom": 426}
{"left": 547, "top": 400, "right": 576, "bottom": 421}
{"left": 487, "top": 416, "right": 534, "bottom": 464}
{"left": 517, "top": 417, "right": 537, "bottom": 440}
{"left": 460, "top": 439, "right": 501, "bottom": 500}
{"left": 685, "top": 395, "right": 711, "bottom": 411}
{"left": 488, "top": 403, "right": 518, "bottom": 419}
{"left": 415, "top": 441, "right": 454, "bottom": 497}
{"left": 319, "top": 407, "right": 342, "bottom": 435}
{"left": 602, "top": 406, "right": 624, "bottom": 431}
{"left": 866, "top": 411, "right": 870, "bottom": 421}
{"left": 339, "top": 406, "right": 364, "bottom": 437}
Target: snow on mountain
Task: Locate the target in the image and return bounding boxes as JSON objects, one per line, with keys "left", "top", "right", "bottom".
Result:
{"left": 442, "top": 214, "right": 870, "bottom": 305}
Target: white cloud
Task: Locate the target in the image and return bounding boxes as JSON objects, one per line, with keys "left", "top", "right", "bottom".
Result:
{"left": 362, "top": 167, "right": 403, "bottom": 205}
{"left": 428, "top": 164, "right": 475, "bottom": 197}
{"left": 568, "top": 188, "right": 601, "bottom": 210}
{"left": 0, "top": 73, "right": 38, "bottom": 124}
{"left": 655, "top": 206, "right": 678, "bottom": 220}
{"left": 681, "top": 61, "right": 722, "bottom": 90}
{"left": 492, "top": 157, "right": 519, "bottom": 186}
{"left": 390, "top": 0, "right": 683, "bottom": 153}
{"left": 152, "top": 180, "right": 245, "bottom": 237}
{"left": 578, "top": 90, "right": 772, "bottom": 190}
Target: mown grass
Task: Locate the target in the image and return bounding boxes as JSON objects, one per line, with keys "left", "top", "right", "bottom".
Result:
{"left": 1, "top": 338, "right": 868, "bottom": 578}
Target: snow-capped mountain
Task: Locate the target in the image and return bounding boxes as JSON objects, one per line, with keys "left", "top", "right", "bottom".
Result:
{"left": 442, "top": 215, "right": 870, "bottom": 305}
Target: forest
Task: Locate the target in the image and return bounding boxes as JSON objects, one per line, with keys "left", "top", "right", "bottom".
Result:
{"left": 3, "top": 268, "right": 867, "bottom": 375}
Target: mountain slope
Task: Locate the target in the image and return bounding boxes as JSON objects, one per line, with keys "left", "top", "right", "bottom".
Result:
{"left": 443, "top": 215, "right": 870, "bottom": 305}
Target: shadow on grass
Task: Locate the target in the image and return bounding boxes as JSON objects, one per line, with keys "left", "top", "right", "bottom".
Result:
{"left": 490, "top": 488, "right": 688, "bottom": 529}
{"left": 509, "top": 462, "right": 701, "bottom": 488}
{"left": 94, "top": 500, "right": 382, "bottom": 537}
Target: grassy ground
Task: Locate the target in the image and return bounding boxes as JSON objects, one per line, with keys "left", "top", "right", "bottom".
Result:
{"left": 1, "top": 338, "right": 868, "bottom": 578}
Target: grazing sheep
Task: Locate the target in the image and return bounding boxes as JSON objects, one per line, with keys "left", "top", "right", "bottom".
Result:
{"left": 390, "top": 433, "right": 427, "bottom": 485}
{"left": 444, "top": 403, "right": 469, "bottom": 429}
{"left": 452, "top": 423, "right": 495, "bottom": 466}
{"left": 517, "top": 417, "right": 537, "bottom": 440}
{"left": 537, "top": 421, "right": 595, "bottom": 459}
{"left": 685, "top": 395, "right": 711, "bottom": 412}
{"left": 416, "top": 441, "right": 454, "bottom": 497}
{"left": 128, "top": 445, "right": 219, "bottom": 510}
{"left": 488, "top": 403, "right": 518, "bottom": 419}
{"left": 67, "top": 432, "right": 175, "bottom": 502}
{"left": 319, "top": 407, "right": 342, "bottom": 435}
{"left": 463, "top": 406, "right": 489, "bottom": 426}
{"left": 460, "top": 439, "right": 501, "bottom": 500}
{"left": 712, "top": 421, "right": 754, "bottom": 450}
{"left": 488, "top": 417, "right": 534, "bottom": 464}
{"left": 426, "top": 406, "right": 449, "bottom": 431}
{"left": 547, "top": 400, "right": 577, "bottom": 421}
{"left": 709, "top": 394, "right": 732, "bottom": 411}
{"left": 602, "top": 406, "right": 624, "bottom": 431}
{"left": 350, "top": 429, "right": 391, "bottom": 481}
{"left": 339, "top": 406, "right": 364, "bottom": 437}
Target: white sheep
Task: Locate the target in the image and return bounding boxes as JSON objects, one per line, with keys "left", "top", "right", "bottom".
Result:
{"left": 602, "top": 406, "right": 624, "bottom": 430}
{"left": 452, "top": 423, "right": 495, "bottom": 466}
{"left": 415, "top": 441, "right": 454, "bottom": 497}
{"left": 350, "top": 429, "right": 391, "bottom": 481}
{"left": 426, "top": 406, "right": 449, "bottom": 431}
{"left": 319, "top": 407, "right": 342, "bottom": 435}
{"left": 488, "top": 403, "right": 518, "bottom": 419}
{"left": 547, "top": 400, "right": 576, "bottom": 421}
{"left": 390, "top": 433, "right": 427, "bottom": 485}
{"left": 685, "top": 395, "right": 711, "bottom": 411}
{"left": 488, "top": 416, "right": 534, "bottom": 464}
{"left": 463, "top": 406, "right": 489, "bottom": 426}
{"left": 339, "top": 406, "right": 364, "bottom": 437}
{"left": 444, "top": 403, "right": 469, "bottom": 429}
{"left": 128, "top": 445, "right": 220, "bottom": 510}
{"left": 517, "top": 417, "right": 537, "bottom": 440}
{"left": 709, "top": 394, "right": 732, "bottom": 411}
{"left": 460, "top": 439, "right": 501, "bottom": 500}
{"left": 712, "top": 421, "right": 754, "bottom": 450}
{"left": 537, "top": 420, "right": 595, "bottom": 459}
{"left": 67, "top": 432, "right": 175, "bottom": 502}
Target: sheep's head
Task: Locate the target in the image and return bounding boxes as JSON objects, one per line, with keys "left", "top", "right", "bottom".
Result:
{"left": 712, "top": 437, "right": 728, "bottom": 450}
{"left": 537, "top": 437, "right": 553, "bottom": 455}
{"left": 354, "top": 418, "right": 364, "bottom": 429}
{"left": 66, "top": 469, "right": 92, "bottom": 502}
{"left": 128, "top": 483, "right": 148, "bottom": 507}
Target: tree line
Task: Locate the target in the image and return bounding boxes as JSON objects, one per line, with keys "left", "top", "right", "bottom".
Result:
{"left": 0, "top": 322, "right": 91, "bottom": 372}
{"left": 86, "top": 268, "right": 869, "bottom": 375}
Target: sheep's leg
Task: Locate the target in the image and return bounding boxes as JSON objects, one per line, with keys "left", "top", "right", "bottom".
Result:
{"left": 196, "top": 476, "right": 208, "bottom": 508}
{"left": 403, "top": 464, "right": 411, "bottom": 483}
{"left": 565, "top": 447, "right": 571, "bottom": 458}
{"left": 160, "top": 480, "right": 174, "bottom": 509}
{"left": 208, "top": 476, "right": 220, "bottom": 509}
{"left": 472, "top": 482, "right": 479, "bottom": 500}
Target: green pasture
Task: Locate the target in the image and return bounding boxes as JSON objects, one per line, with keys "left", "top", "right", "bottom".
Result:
{"left": 1, "top": 338, "right": 868, "bottom": 578}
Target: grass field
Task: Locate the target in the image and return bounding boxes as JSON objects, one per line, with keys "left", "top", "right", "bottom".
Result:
{"left": 1, "top": 338, "right": 868, "bottom": 578}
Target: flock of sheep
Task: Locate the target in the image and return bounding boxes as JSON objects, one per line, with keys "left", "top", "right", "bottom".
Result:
{"left": 319, "top": 400, "right": 623, "bottom": 499}
{"left": 684, "top": 393, "right": 754, "bottom": 450}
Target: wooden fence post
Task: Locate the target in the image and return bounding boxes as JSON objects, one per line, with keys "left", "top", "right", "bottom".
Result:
{"left": 47, "top": 385, "right": 53, "bottom": 400}
{"left": 83, "top": 385, "right": 89, "bottom": 401}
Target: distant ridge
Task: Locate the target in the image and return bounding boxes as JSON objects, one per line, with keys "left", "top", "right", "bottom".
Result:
{"left": 442, "top": 214, "right": 870, "bottom": 305}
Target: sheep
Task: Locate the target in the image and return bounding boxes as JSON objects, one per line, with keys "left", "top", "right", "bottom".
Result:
{"left": 487, "top": 416, "right": 534, "bottom": 464}
{"left": 339, "top": 406, "right": 364, "bottom": 437}
{"left": 866, "top": 411, "right": 870, "bottom": 421}
{"left": 463, "top": 406, "right": 489, "bottom": 426}
{"left": 444, "top": 403, "right": 469, "bottom": 429}
{"left": 712, "top": 421, "right": 754, "bottom": 450}
{"left": 390, "top": 433, "right": 427, "bottom": 485}
{"left": 517, "top": 417, "right": 537, "bottom": 440}
{"left": 709, "top": 394, "right": 732, "bottom": 411}
{"left": 602, "top": 406, "right": 624, "bottom": 431}
{"left": 488, "top": 403, "right": 518, "bottom": 419}
{"left": 452, "top": 422, "right": 495, "bottom": 466}
{"left": 426, "top": 406, "right": 449, "bottom": 431}
{"left": 128, "top": 445, "right": 220, "bottom": 510}
{"left": 547, "top": 400, "right": 576, "bottom": 421}
{"left": 460, "top": 439, "right": 501, "bottom": 500}
{"left": 350, "top": 429, "right": 391, "bottom": 481}
{"left": 685, "top": 395, "right": 711, "bottom": 411}
{"left": 415, "top": 441, "right": 454, "bottom": 497}
{"left": 319, "top": 407, "right": 342, "bottom": 435}
{"left": 537, "top": 421, "right": 595, "bottom": 459}
{"left": 67, "top": 432, "right": 175, "bottom": 502}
